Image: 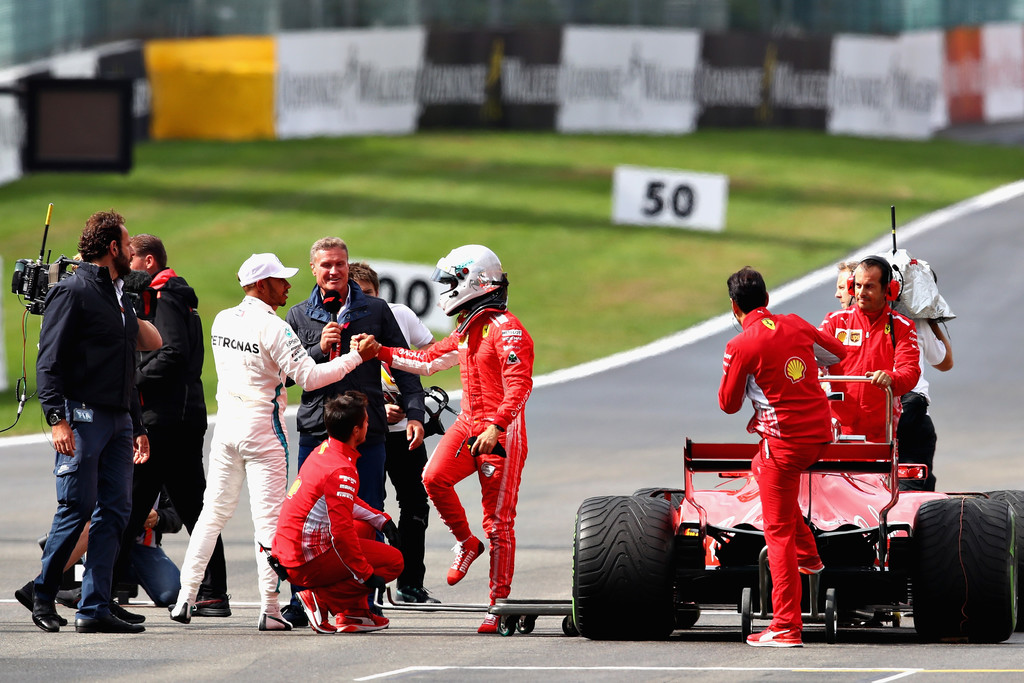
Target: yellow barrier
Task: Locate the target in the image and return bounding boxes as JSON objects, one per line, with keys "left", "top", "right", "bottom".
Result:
{"left": 146, "top": 37, "right": 275, "bottom": 140}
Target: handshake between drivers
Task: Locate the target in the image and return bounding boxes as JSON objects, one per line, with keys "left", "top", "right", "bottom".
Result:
{"left": 351, "top": 333, "right": 381, "bottom": 360}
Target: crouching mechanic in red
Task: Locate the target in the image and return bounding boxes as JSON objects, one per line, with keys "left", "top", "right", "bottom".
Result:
{"left": 718, "top": 267, "right": 847, "bottom": 647}
{"left": 368, "top": 244, "right": 533, "bottom": 634}
{"left": 272, "top": 391, "right": 403, "bottom": 633}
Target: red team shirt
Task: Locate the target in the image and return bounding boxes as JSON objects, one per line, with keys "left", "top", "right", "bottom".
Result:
{"left": 719, "top": 308, "right": 847, "bottom": 443}
{"left": 272, "top": 438, "right": 391, "bottom": 582}
{"left": 818, "top": 305, "right": 920, "bottom": 443}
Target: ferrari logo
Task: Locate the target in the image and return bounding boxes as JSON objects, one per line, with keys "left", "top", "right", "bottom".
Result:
{"left": 785, "top": 357, "right": 806, "bottom": 383}
{"left": 482, "top": 324, "right": 490, "bottom": 338}
{"left": 761, "top": 319, "right": 776, "bottom": 330}
{"left": 884, "top": 323, "right": 891, "bottom": 335}
{"left": 287, "top": 479, "right": 302, "bottom": 497}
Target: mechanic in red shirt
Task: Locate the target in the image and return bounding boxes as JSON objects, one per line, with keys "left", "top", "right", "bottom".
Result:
{"left": 719, "top": 267, "right": 847, "bottom": 647}
{"left": 371, "top": 245, "right": 533, "bottom": 634}
{"left": 819, "top": 256, "right": 921, "bottom": 443}
{"left": 272, "top": 391, "right": 403, "bottom": 634}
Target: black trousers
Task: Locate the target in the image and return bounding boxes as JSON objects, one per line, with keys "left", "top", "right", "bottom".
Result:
{"left": 384, "top": 429, "right": 431, "bottom": 589}
{"left": 114, "top": 423, "right": 228, "bottom": 596}
{"left": 897, "top": 392, "right": 938, "bottom": 492}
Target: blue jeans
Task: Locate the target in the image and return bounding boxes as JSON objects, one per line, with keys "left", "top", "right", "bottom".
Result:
{"left": 129, "top": 544, "right": 181, "bottom": 607}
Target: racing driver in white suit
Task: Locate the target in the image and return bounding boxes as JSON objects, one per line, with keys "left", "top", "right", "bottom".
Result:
{"left": 170, "top": 253, "right": 380, "bottom": 631}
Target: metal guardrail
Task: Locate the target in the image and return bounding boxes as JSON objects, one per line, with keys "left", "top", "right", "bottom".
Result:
{"left": 3, "top": 0, "right": 1024, "bottom": 70}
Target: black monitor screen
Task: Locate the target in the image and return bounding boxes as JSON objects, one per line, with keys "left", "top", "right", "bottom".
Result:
{"left": 23, "top": 78, "right": 133, "bottom": 172}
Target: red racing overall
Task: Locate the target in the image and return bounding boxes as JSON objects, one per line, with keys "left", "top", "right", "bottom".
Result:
{"left": 379, "top": 307, "right": 533, "bottom": 604}
{"left": 719, "top": 307, "right": 846, "bottom": 633}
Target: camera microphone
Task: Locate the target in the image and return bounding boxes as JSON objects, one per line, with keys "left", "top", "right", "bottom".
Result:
{"left": 123, "top": 269, "right": 153, "bottom": 293}
{"left": 321, "top": 290, "right": 343, "bottom": 359}
{"left": 124, "top": 270, "right": 158, "bottom": 320}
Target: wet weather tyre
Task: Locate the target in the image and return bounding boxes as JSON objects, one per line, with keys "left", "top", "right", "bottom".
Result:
{"left": 912, "top": 497, "right": 1017, "bottom": 643}
{"left": 572, "top": 495, "right": 675, "bottom": 640}
{"left": 986, "top": 490, "right": 1024, "bottom": 631}
{"left": 633, "top": 487, "right": 685, "bottom": 508}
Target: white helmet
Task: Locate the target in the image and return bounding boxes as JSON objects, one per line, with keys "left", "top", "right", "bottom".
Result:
{"left": 432, "top": 245, "right": 508, "bottom": 317}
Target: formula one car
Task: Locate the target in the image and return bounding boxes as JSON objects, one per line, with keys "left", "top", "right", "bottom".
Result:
{"left": 572, "top": 376, "right": 1022, "bottom": 643}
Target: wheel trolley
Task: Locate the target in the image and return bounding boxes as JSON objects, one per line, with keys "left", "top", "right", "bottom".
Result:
{"left": 380, "top": 589, "right": 577, "bottom": 636}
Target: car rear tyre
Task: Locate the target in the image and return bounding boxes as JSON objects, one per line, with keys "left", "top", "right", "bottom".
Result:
{"left": 912, "top": 496, "right": 1017, "bottom": 643}
{"left": 986, "top": 490, "right": 1024, "bottom": 632}
{"left": 573, "top": 495, "right": 675, "bottom": 640}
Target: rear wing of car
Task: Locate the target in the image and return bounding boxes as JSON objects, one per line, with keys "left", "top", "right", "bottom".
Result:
{"left": 683, "top": 376, "right": 899, "bottom": 567}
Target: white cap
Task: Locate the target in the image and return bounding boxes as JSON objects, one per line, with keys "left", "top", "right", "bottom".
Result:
{"left": 237, "top": 253, "right": 299, "bottom": 287}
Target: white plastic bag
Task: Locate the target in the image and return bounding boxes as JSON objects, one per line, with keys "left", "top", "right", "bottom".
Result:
{"left": 885, "top": 249, "right": 956, "bottom": 322}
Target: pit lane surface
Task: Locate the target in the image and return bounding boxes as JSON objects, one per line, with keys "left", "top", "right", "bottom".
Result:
{"left": 2, "top": 185, "right": 1023, "bottom": 681}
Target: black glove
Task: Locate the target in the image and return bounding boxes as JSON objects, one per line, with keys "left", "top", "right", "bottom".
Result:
{"left": 381, "top": 520, "right": 402, "bottom": 550}
{"left": 364, "top": 574, "right": 386, "bottom": 591}
{"left": 259, "top": 544, "right": 290, "bottom": 582}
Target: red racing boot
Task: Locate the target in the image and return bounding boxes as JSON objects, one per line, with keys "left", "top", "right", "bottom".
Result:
{"left": 447, "top": 536, "right": 485, "bottom": 586}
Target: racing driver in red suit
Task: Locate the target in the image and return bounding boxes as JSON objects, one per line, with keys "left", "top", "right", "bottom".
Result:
{"left": 818, "top": 256, "right": 920, "bottom": 443}
{"left": 368, "top": 244, "right": 533, "bottom": 634}
{"left": 719, "top": 267, "right": 847, "bottom": 647}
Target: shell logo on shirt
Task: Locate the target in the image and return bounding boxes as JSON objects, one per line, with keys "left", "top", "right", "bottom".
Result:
{"left": 785, "top": 357, "right": 806, "bottom": 383}
{"left": 761, "top": 319, "right": 776, "bottom": 330}
{"left": 836, "top": 328, "right": 863, "bottom": 346}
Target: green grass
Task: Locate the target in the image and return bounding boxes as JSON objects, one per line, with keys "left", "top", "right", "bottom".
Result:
{"left": 2, "top": 129, "right": 1021, "bottom": 435}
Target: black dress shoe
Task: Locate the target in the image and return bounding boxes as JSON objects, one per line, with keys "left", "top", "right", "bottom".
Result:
{"left": 109, "top": 600, "right": 146, "bottom": 624}
{"left": 75, "top": 613, "right": 145, "bottom": 634}
{"left": 32, "top": 598, "right": 63, "bottom": 633}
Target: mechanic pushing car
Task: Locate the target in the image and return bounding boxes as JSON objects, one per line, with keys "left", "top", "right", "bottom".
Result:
{"left": 363, "top": 244, "right": 533, "bottom": 634}
{"left": 718, "top": 267, "right": 847, "bottom": 647}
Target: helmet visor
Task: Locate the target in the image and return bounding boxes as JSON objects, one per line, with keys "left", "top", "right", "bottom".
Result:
{"left": 431, "top": 266, "right": 458, "bottom": 287}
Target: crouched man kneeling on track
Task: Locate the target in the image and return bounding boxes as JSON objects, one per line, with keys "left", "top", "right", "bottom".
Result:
{"left": 272, "top": 392, "right": 403, "bottom": 633}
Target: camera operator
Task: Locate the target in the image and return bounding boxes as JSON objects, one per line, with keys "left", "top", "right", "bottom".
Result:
{"left": 31, "top": 210, "right": 161, "bottom": 634}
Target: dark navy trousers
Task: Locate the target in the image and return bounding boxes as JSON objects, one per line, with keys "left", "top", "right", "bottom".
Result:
{"left": 35, "top": 402, "right": 133, "bottom": 619}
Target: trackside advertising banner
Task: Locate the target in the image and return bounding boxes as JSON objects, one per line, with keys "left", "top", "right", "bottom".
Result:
{"left": 556, "top": 27, "right": 701, "bottom": 134}
{"left": 828, "top": 32, "right": 947, "bottom": 140}
{"left": 978, "top": 23, "right": 1024, "bottom": 122}
{"left": 417, "top": 28, "right": 561, "bottom": 130}
{"left": 276, "top": 29, "right": 424, "bottom": 138}
{"left": 698, "top": 34, "right": 831, "bottom": 129}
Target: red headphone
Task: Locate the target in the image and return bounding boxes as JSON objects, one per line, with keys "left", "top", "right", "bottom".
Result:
{"left": 847, "top": 256, "right": 900, "bottom": 302}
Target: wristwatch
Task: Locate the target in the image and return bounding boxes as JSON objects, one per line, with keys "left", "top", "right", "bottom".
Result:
{"left": 46, "top": 407, "right": 65, "bottom": 426}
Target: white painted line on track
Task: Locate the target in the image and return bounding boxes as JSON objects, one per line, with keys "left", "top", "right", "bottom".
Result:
{"left": 355, "top": 666, "right": 929, "bottom": 681}
{"left": 4, "top": 180, "right": 1024, "bottom": 449}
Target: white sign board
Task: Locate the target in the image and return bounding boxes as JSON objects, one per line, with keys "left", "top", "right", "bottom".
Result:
{"left": 828, "top": 32, "right": 945, "bottom": 140}
{"left": 276, "top": 28, "right": 425, "bottom": 138}
{"left": 612, "top": 165, "right": 728, "bottom": 231}
{"left": 557, "top": 27, "right": 702, "bottom": 134}
{"left": 363, "top": 258, "right": 454, "bottom": 335}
